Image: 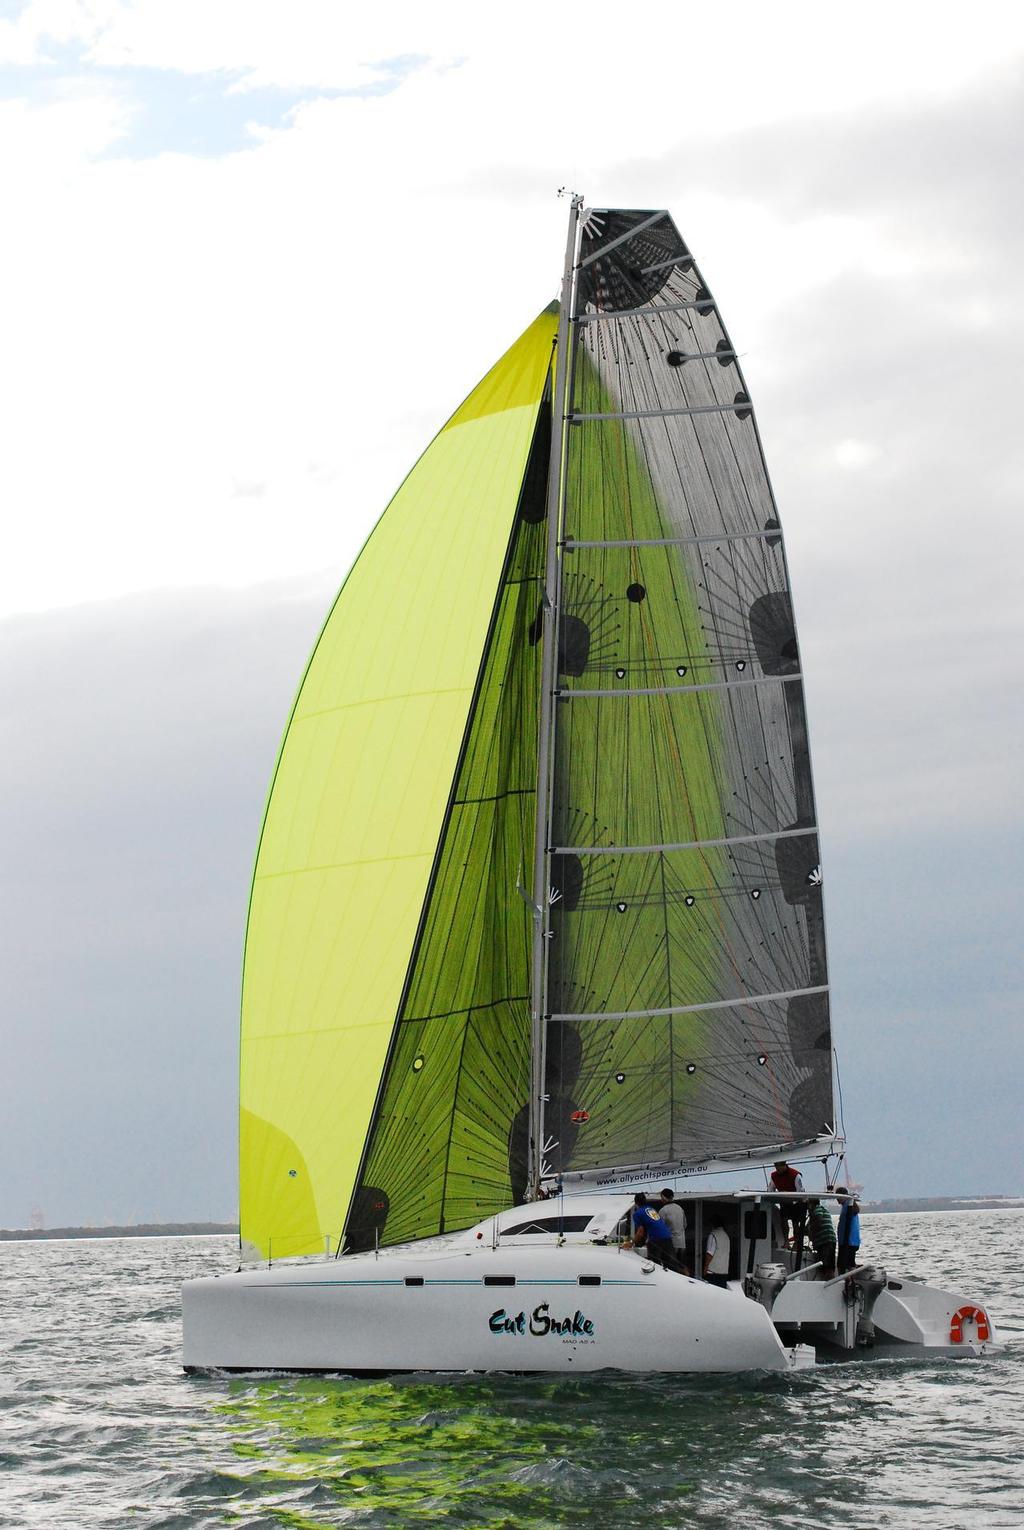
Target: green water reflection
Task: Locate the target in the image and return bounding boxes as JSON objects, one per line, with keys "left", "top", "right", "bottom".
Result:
{"left": 216, "top": 1372, "right": 601, "bottom": 1528}
{"left": 210, "top": 1369, "right": 805, "bottom": 1528}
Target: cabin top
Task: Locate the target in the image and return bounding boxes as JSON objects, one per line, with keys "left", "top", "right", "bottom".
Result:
{"left": 457, "top": 1187, "right": 851, "bottom": 1249}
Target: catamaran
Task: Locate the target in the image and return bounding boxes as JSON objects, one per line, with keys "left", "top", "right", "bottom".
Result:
{"left": 183, "top": 200, "right": 998, "bottom": 1373}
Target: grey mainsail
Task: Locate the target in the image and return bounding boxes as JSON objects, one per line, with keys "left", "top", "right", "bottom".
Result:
{"left": 538, "top": 207, "right": 836, "bottom": 1185}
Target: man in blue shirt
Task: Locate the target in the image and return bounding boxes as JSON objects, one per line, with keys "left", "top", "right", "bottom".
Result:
{"left": 835, "top": 1187, "right": 861, "bottom": 1273}
{"left": 629, "top": 1194, "right": 675, "bottom": 1269}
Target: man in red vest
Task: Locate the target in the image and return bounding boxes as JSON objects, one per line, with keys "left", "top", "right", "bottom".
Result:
{"left": 770, "top": 1159, "right": 806, "bottom": 1256}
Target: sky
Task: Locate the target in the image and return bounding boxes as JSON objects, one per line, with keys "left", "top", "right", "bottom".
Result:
{"left": 2, "top": 0, "right": 1023, "bottom": 1225}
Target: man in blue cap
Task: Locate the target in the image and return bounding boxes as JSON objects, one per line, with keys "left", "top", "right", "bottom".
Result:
{"left": 628, "top": 1193, "right": 675, "bottom": 1269}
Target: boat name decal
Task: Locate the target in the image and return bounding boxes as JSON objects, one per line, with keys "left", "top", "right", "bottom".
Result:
{"left": 489, "top": 1302, "right": 595, "bottom": 1339}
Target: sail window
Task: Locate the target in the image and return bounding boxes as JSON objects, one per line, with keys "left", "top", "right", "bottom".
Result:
{"left": 501, "top": 1215, "right": 594, "bottom": 1236}
{"left": 615, "top": 668, "right": 626, "bottom": 679}
{"left": 626, "top": 583, "right": 646, "bottom": 603}
{"left": 686, "top": 1064, "right": 697, "bottom": 1075}
{"left": 676, "top": 665, "right": 687, "bottom": 676}
{"left": 757, "top": 1055, "right": 768, "bottom": 1066}
{"left": 735, "top": 660, "right": 747, "bottom": 672}
{"left": 615, "top": 1072, "right": 625, "bottom": 1084}
{"left": 751, "top": 889, "right": 762, "bottom": 901}
{"left": 615, "top": 901, "right": 628, "bottom": 913}
{"left": 684, "top": 895, "right": 695, "bottom": 907}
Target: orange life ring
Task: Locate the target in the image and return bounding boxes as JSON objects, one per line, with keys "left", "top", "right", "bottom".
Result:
{"left": 949, "top": 1305, "right": 991, "bottom": 1344}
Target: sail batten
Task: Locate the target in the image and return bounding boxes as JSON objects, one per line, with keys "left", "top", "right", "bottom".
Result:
{"left": 566, "top": 530, "right": 784, "bottom": 549}
{"left": 571, "top": 402, "right": 757, "bottom": 421}
{"left": 551, "top": 984, "right": 830, "bottom": 1022}
{"left": 556, "top": 826, "right": 819, "bottom": 856}
{"left": 559, "top": 674, "right": 802, "bottom": 700}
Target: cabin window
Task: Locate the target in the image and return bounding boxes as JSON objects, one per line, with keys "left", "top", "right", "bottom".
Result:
{"left": 578, "top": 1275, "right": 602, "bottom": 1287}
{"left": 483, "top": 1275, "right": 517, "bottom": 1287}
{"left": 744, "top": 1209, "right": 768, "bottom": 1240}
{"left": 404, "top": 1276, "right": 424, "bottom": 1287}
{"left": 501, "top": 1215, "right": 592, "bottom": 1236}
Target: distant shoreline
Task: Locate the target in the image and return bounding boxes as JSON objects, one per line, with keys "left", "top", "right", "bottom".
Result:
{"left": 0, "top": 1222, "right": 237, "bottom": 1241}
{"left": 3, "top": 1196, "right": 1023, "bottom": 1240}
{"left": 863, "top": 1197, "right": 1024, "bottom": 1215}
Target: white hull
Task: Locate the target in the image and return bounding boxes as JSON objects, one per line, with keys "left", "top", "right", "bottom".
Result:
{"left": 183, "top": 1193, "right": 1000, "bottom": 1375}
{"left": 183, "top": 1241, "right": 800, "bottom": 1374}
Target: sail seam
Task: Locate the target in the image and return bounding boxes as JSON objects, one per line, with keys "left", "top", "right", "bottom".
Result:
{"left": 292, "top": 686, "right": 471, "bottom": 723}
{"left": 243, "top": 994, "right": 532, "bottom": 1044}
{"left": 255, "top": 850, "right": 431, "bottom": 882}
{"left": 551, "top": 983, "right": 828, "bottom": 1023}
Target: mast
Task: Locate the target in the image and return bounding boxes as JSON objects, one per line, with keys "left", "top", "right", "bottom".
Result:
{"left": 527, "top": 194, "right": 582, "bottom": 1197}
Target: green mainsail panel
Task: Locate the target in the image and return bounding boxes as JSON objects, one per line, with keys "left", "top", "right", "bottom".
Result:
{"left": 239, "top": 310, "right": 558, "bottom": 1260}
{"left": 543, "top": 210, "right": 833, "bottom": 1177}
{"left": 346, "top": 393, "right": 552, "bottom": 1250}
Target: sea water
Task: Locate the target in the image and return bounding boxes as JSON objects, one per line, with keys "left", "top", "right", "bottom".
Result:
{"left": 2, "top": 1210, "right": 1022, "bottom": 1528}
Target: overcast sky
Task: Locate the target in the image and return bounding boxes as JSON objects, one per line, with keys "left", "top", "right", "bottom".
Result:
{"left": 2, "top": 1, "right": 1022, "bottom": 1225}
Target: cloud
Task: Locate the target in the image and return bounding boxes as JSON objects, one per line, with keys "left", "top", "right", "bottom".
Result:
{"left": 1, "top": 9, "right": 1021, "bottom": 622}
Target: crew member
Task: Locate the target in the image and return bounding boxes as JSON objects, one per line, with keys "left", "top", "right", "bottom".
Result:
{"left": 628, "top": 1193, "right": 674, "bottom": 1269}
{"left": 702, "top": 1218, "right": 731, "bottom": 1288}
{"left": 835, "top": 1186, "right": 861, "bottom": 1273}
{"left": 658, "top": 1188, "right": 689, "bottom": 1275}
{"left": 770, "top": 1158, "right": 806, "bottom": 1251}
{"left": 806, "top": 1198, "right": 837, "bottom": 1279}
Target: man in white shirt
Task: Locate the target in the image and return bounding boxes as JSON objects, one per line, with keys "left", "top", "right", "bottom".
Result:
{"left": 702, "top": 1220, "right": 731, "bottom": 1288}
{"left": 657, "top": 1188, "right": 689, "bottom": 1275}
